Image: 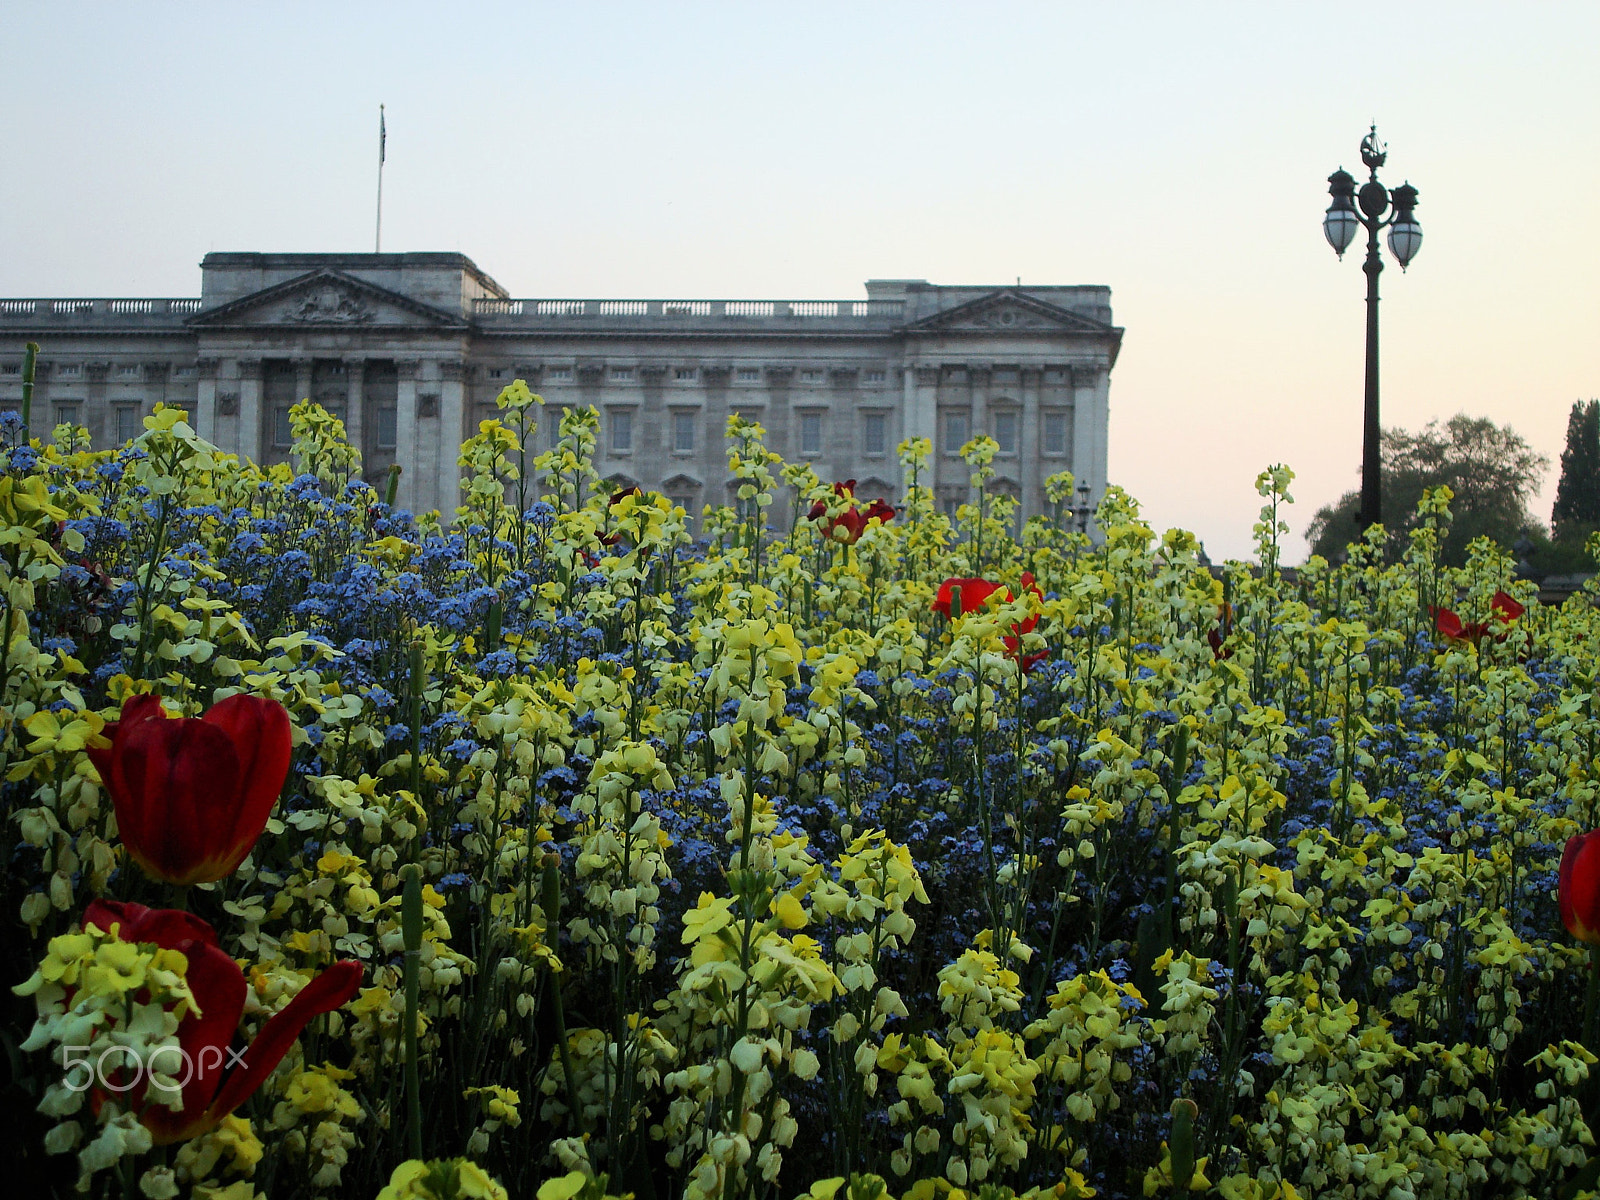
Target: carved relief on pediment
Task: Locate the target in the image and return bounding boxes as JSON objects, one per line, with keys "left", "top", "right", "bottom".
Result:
{"left": 282, "top": 287, "right": 375, "bottom": 324}
{"left": 958, "top": 302, "right": 1057, "bottom": 331}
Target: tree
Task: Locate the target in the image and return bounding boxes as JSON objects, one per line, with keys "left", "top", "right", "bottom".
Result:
{"left": 1305, "top": 413, "right": 1549, "bottom": 566}
{"left": 1551, "top": 399, "right": 1600, "bottom": 541}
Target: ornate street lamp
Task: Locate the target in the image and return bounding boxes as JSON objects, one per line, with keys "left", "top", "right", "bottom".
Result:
{"left": 1324, "top": 126, "right": 1422, "bottom": 533}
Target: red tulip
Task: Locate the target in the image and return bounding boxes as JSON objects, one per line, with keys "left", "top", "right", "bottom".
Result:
{"left": 1207, "top": 603, "right": 1235, "bottom": 661}
{"left": 82, "top": 899, "right": 363, "bottom": 1144}
{"left": 88, "top": 694, "right": 293, "bottom": 886}
{"left": 599, "top": 486, "right": 645, "bottom": 547}
{"left": 809, "top": 481, "right": 894, "bottom": 546}
{"left": 1432, "top": 590, "right": 1524, "bottom": 649}
{"left": 1560, "top": 832, "right": 1600, "bottom": 946}
{"left": 935, "top": 573, "right": 1047, "bottom": 671}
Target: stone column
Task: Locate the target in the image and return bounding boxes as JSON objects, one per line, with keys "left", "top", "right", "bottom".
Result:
{"left": 395, "top": 359, "right": 420, "bottom": 513}
{"left": 237, "top": 358, "right": 263, "bottom": 464}
{"left": 909, "top": 364, "right": 938, "bottom": 491}
{"left": 195, "top": 357, "right": 220, "bottom": 446}
{"left": 1071, "top": 364, "right": 1099, "bottom": 506}
{"left": 437, "top": 359, "right": 466, "bottom": 515}
{"left": 86, "top": 363, "right": 111, "bottom": 446}
{"left": 1021, "top": 367, "right": 1042, "bottom": 521}
{"left": 293, "top": 357, "right": 313, "bottom": 410}
{"left": 344, "top": 356, "right": 365, "bottom": 457}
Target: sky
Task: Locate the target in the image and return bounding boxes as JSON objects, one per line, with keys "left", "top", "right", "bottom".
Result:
{"left": 2, "top": 3, "right": 1596, "bottom": 561}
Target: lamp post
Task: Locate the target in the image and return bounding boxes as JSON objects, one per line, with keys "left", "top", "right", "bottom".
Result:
{"left": 1323, "top": 125, "right": 1422, "bottom": 533}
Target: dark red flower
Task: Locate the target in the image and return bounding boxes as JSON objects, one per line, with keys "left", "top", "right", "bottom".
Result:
{"left": 1560, "top": 832, "right": 1600, "bottom": 946}
{"left": 88, "top": 694, "right": 293, "bottom": 886}
{"left": 598, "top": 486, "right": 645, "bottom": 547}
{"left": 82, "top": 899, "right": 363, "bottom": 1144}
{"left": 1207, "top": 603, "right": 1234, "bottom": 661}
{"left": 935, "top": 573, "right": 1047, "bottom": 671}
{"left": 1431, "top": 590, "right": 1524, "bottom": 649}
{"left": 809, "top": 481, "right": 894, "bottom": 546}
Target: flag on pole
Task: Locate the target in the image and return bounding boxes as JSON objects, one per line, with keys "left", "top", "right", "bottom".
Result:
{"left": 379, "top": 105, "right": 386, "bottom": 165}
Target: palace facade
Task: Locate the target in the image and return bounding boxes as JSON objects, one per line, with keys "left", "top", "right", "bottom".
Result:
{"left": 0, "top": 252, "right": 1122, "bottom": 524}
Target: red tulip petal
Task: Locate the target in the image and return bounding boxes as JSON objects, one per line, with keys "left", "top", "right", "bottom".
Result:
{"left": 1433, "top": 607, "right": 1465, "bottom": 641}
{"left": 201, "top": 695, "right": 292, "bottom": 876}
{"left": 1561, "top": 832, "right": 1600, "bottom": 946}
{"left": 142, "top": 940, "right": 251, "bottom": 1144}
{"left": 202, "top": 961, "right": 364, "bottom": 1127}
{"left": 1491, "top": 590, "right": 1524, "bottom": 622}
{"left": 114, "top": 715, "right": 243, "bottom": 885}
{"left": 807, "top": 500, "right": 828, "bottom": 521}
{"left": 83, "top": 899, "right": 220, "bottom": 950}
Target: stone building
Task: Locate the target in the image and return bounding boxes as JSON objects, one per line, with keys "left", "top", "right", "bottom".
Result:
{"left": 0, "top": 252, "right": 1122, "bottom": 525}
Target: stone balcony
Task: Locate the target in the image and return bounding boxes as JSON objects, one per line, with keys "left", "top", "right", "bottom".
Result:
{"left": 0, "top": 298, "right": 203, "bottom": 330}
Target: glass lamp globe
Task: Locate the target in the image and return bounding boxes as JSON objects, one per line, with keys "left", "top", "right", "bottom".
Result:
{"left": 1387, "top": 218, "right": 1422, "bottom": 269}
{"left": 1324, "top": 205, "right": 1359, "bottom": 257}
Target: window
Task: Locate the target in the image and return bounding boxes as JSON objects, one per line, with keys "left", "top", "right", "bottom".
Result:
{"left": 737, "top": 367, "right": 760, "bottom": 383}
{"left": 943, "top": 410, "right": 969, "bottom": 454}
{"left": 610, "top": 367, "right": 634, "bottom": 383}
{"left": 55, "top": 404, "right": 78, "bottom": 428}
{"left": 799, "top": 369, "right": 824, "bottom": 385}
{"left": 610, "top": 409, "right": 633, "bottom": 453}
{"left": 862, "top": 412, "right": 886, "bottom": 456}
{"left": 116, "top": 405, "right": 141, "bottom": 444}
{"left": 993, "top": 411, "right": 1019, "bottom": 455}
{"left": 864, "top": 369, "right": 886, "bottom": 384}
{"left": 799, "top": 412, "right": 823, "bottom": 457}
{"left": 58, "top": 364, "right": 81, "bottom": 378}
{"left": 174, "top": 364, "right": 196, "bottom": 378}
{"left": 488, "top": 367, "right": 506, "bottom": 380}
{"left": 0, "top": 363, "right": 19, "bottom": 376}
{"left": 116, "top": 364, "right": 140, "bottom": 379}
{"left": 272, "top": 406, "right": 293, "bottom": 448}
{"left": 675, "top": 367, "right": 697, "bottom": 382}
{"left": 941, "top": 495, "right": 961, "bottom": 519}
{"left": 669, "top": 494, "right": 695, "bottom": 516}
{"left": 547, "top": 367, "right": 573, "bottom": 382}
{"left": 673, "top": 411, "right": 696, "bottom": 453}
{"left": 1043, "top": 411, "right": 1069, "bottom": 456}
{"left": 376, "top": 404, "right": 398, "bottom": 450}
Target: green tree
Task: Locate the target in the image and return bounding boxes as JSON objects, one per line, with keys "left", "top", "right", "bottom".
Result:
{"left": 1305, "top": 413, "right": 1549, "bottom": 566}
{"left": 1551, "top": 399, "right": 1600, "bottom": 541}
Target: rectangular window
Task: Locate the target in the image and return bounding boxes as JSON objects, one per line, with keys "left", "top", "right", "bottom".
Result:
{"left": 864, "top": 369, "right": 886, "bottom": 384}
{"left": 174, "top": 364, "right": 195, "bottom": 378}
{"left": 610, "top": 367, "right": 634, "bottom": 383}
{"left": 272, "top": 405, "right": 293, "bottom": 448}
{"left": 862, "top": 412, "right": 886, "bottom": 456}
{"left": 799, "top": 412, "right": 823, "bottom": 457}
{"left": 0, "top": 363, "right": 19, "bottom": 376}
{"left": 941, "top": 495, "right": 961, "bottom": 519}
{"left": 799, "top": 369, "right": 824, "bottom": 385}
{"left": 117, "top": 364, "right": 140, "bottom": 379}
{"left": 993, "top": 412, "right": 1019, "bottom": 455}
{"left": 116, "top": 405, "right": 141, "bottom": 444}
{"left": 673, "top": 411, "right": 696, "bottom": 453}
{"left": 737, "top": 367, "right": 760, "bottom": 383}
{"left": 1043, "top": 411, "right": 1069, "bottom": 456}
{"left": 376, "top": 404, "right": 398, "bottom": 450}
{"left": 488, "top": 367, "right": 506, "bottom": 380}
{"left": 675, "top": 367, "right": 697, "bottom": 382}
{"left": 58, "top": 364, "right": 81, "bottom": 378}
{"left": 610, "top": 409, "right": 633, "bottom": 453}
{"left": 943, "top": 410, "right": 969, "bottom": 455}
{"left": 55, "top": 404, "right": 78, "bottom": 428}
{"left": 546, "top": 367, "right": 572, "bottom": 382}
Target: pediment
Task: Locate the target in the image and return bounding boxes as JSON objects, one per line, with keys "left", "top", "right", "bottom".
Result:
{"left": 660, "top": 472, "right": 703, "bottom": 491}
{"left": 904, "top": 289, "right": 1117, "bottom": 337}
{"left": 187, "top": 269, "right": 470, "bottom": 330}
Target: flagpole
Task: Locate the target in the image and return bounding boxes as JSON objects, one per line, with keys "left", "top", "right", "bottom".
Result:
{"left": 375, "top": 104, "right": 386, "bottom": 253}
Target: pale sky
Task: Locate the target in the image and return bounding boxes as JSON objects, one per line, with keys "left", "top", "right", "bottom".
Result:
{"left": 2, "top": 3, "right": 1596, "bottom": 561}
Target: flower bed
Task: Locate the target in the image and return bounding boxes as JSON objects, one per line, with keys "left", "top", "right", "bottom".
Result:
{"left": 3, "top": 388, "right": 1598, "bottom": 1200}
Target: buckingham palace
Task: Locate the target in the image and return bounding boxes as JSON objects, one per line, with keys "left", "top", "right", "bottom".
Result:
{"left": 0, "top": 252, "right": 1121, "bottom": 524}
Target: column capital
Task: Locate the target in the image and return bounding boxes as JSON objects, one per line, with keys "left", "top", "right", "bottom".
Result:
{"left": 396, "top": 358, "right": 421, "bottom": 380}
{"left": 914, "top": 366, "right": 939, "bottom": 387}
{"left": 197, "top": 357, "right": 220, "bottom": 380}
{"left": 438, "top": 359, "right": 466, "bottom": 382}
{"left": 143, "top": 361, "right": 171, "bottom": 382}
{"left": 85, "top": 362, "right": 111, "bottom": 382}
{"left": 236, "top": 357, "right": 263, "bottom": 381}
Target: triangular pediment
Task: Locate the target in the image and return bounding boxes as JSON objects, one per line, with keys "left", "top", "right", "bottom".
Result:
{"left": 187, "top": 269, "right": 470, "bottom": 330}
{"left": 904, "top": 289, "right": 1117, "bottom": 336}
